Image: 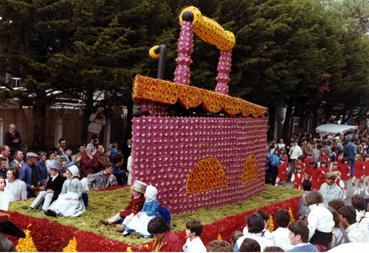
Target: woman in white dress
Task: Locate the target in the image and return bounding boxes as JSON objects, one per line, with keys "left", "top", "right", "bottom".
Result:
{"left": 4, "top": 168, "right": 27, "bottom": 201}
{"left": 0, "top": 176, "right": 11, "bottom": 211}
{"left": 45, "top": 165, "right": 85, "bottom": 217}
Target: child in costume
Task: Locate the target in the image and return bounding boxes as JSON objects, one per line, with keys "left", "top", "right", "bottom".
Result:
{"left": 275, "top": 159, "right": 288, "bottom": 186}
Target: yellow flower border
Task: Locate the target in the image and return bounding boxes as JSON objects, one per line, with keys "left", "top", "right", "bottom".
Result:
{"left": 133, "top": 75, "right": 267, "bottom": 118}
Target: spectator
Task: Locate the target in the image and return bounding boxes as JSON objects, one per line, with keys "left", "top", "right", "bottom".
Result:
{"left": 57, "top": 138, "right": 67, "bottom": 157}
{"left": 80, "top": 145, "right": 99, "bottom": 177}
{"left": 9, "top": 150, "right": 24, "bottom": 171}
{"left": 242, "top": 210, "right": 274, "bottom": 242}
{"left": 304, "top": 191, "right": 334, "bottom": 248}
{"left": 328, "top": 199, "right": 345, "bottom": 212}
{"left": 239, "top": 238, "right": 261, "bottom": 252}
{"left": 111, "top": 154, "right": 127, "bottom": 186}
{"left": 338, "top": 205, "right": 369, "bottom": 242}
{"left": 272, "top": 209, "right": 294, "bottom": 251}
{"left": 28, "top": 160, "right": 65, "bottom": 212}
{"left": 235, "top": 213, "right": 274, "bottom": 251}
{"left": 207, "top": 240, "right": 232, "bottom": 252}
{"left": 148, "top": 217, "right": 182, "bottom": 252}
{"left": 231, "top": 230, "right": 244, "bottom": 249}
{"left": 0, "top": 145, "right": 11, "bottom": 169}
{"left": 45, "top": 165, "right": 85, "bottom": 217}
{"left": 94, "top": 144, "right": 108, "bottom": 172}
{"left": 123, "top": 185, "right": 160, "bottom": 237}
{"left": 288, "top": 221, "right": 318, "bottom": 252}
{"left": 289, "top": 140, "right": 303, "bottom": 175}
{"left": 0, "top": 176, "right": 11, "bottom": 211}
{"left": 87, "top": 162, "right": 118, "bottom": 190}
{"left": 298, "top": 180, "right": 311, "bottom": 220}
{"left": 101, "top": 180, "right": 146, "bottom": 230}
{"left": 127, "top": 154, "right": 132, "bottom": 185}
{"left": 264, "top": 246, "right": 284, "bottom": 252}
{"left": 4, "top": 168, "right": 27, "bottom": 201}
{"left": 267, "top": 149, "right": 280, "bottom": 185}
{"left": 19, "top": 152, "right": 41, "bottom": 198}
{"left": 328, "top": 207, "right": 349, "bottom": 248}
{"left": 344, "top": 137, "right": 356, "bottom": 176}
{"left": 4, "top": 123, "right": 22, "bottom": 152}
{"left": 87, "top": 107, "right": 106, "bottom": 142}
{"left": 319, "top": 172, "right": 344, "bottom": 207}
{"left": 351, "top": 194, "right": 369, "bottom": 228}
{"left": 183, "top": 219, "right": 206, "bottom": 252}
{"left": 277, "top": 138, "right": 285, "bottom": 150}
{"left": 86, "top": 135, "right": 99, "bottom": 156}
{"left": 36, "top": 151, "right": 48, "bottom": 184}
{"left": 109, "top": 143, "right": 119, "bottom": 162}
{"left": 0, "top": 158, "right": 7, "bottom": 178}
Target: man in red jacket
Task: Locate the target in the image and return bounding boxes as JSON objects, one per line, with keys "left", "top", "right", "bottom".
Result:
{"left": 149, "top": 217, "right": 183, "bottom": 252}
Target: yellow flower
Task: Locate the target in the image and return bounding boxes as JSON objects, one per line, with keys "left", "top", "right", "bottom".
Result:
{"left": 16, "top": 225, "right": 37, "bottom": 252}
{"left": 63, "top": 237, "right": 77, "bottom": 252}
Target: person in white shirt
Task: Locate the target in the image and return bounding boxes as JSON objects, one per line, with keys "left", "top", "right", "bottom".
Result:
{"left": 319, "top": 172, "right": 344, "bottom": 207}
{"left": 183, "top": 219, "right": 206, "bottom": 252}
{"left": 271, "top": 209, "right": 294, "bottom": 251}
{"left": 351, "top": 194, "right": 369, "bottom": 230}
{"left": 235, "top": 213, "right": 274, "bottom": 252}
{"left": 277, "top": 138, "right": 286, "bottom": 149}
{"left": 4, "top": 168, "right": 27, "bottom": 201}
{"left": 242, "top": 210, "right": 274, "bottom": 242}
{"left": 305, "top": 191, "right": 334, "bottom": 248}
{"left": 288, "top": 220, "right": 318, "bottom": 252}
{"left": 0, "top": 177, "right": 11, "bottom": 211}
{"left": 289, "top": 140, "right": 303, "bottom": 174}
{"left": 338, "top": 205, "right": 369, "bottom": 242}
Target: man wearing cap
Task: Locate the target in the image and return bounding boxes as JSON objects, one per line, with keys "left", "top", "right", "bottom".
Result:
{"left": 28, "top": 160, "right": 65, "bottom": 211}
{"left": 319, "top": 172, "right": 344, "bottom": 207}
{"left": 19, "top": 152, "right": 41, "bottom": 197}
{"left": 100, "top": 180, "right": 146, "bottom": 230}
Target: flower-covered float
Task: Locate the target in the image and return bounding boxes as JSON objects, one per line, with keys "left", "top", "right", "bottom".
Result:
{"left": 132, "top": 6, "right": 268, "bottom": 214}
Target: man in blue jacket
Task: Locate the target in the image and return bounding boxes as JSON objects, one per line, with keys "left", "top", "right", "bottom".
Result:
{"left": 344, "top": 137, "right": 357, "bottom": 176}
{"left": 19, "top": 152, "right": 41, "bottom": 198}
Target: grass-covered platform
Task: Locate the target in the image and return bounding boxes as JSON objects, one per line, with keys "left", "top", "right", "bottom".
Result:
{"left": 9, "top": 185, "right": 302, "bottom": 246}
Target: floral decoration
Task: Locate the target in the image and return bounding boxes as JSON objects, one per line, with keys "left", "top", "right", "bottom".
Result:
{"left": 268, "top": 214, "right": 275, "bottom": 231}
{"left": 132, "top": 116, "right": 267, "bottom": 213}
{"left": 15, "top": 225, "right": 37, "bottom": 252}
{"left": 179, "top": 6, "right": 235, "bottom": 51}
{"left": 242, "top": 154, "right": 258, "bottom": 185}
{"left": 185, "top": 157, "right": 228, "bottom": 194}
{"left": 133, "top": 75, "right": 267, "bottom": 118}
{"left": 63, "top": 237, "right": 77, "bottom": 252}
{"left": 288, "top": 207, "right": 295, "bottom": 224}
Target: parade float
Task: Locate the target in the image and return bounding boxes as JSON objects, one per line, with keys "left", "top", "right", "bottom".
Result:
{"left": 5, "top": 6, "right": 302, "bottom": 251}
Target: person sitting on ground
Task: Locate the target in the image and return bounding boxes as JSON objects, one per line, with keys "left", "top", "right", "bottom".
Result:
{"left": 207, "top": 240, "right": 233, "bottom": 252}
{"left": 288, "top": 220, "right": 318, "bottom": 252}
{"left": 19, "top": 152, "right": 41, "bottom": 198}
{"left": 4, "top": 168, "right": 27, "bottom": 201}
{"left": 235, "top": 213, "right": 275, "bottom": 251}
{"left": 271, "top": 209, "right": 294, "bottom": 251}
{"left": 0, "top": 177, "right": 11, "bottom": 211}
{"left": 45, "top": 165, "right": 85, "bottom": 217}
{"left": 299, "top": 180, "right": 312, "bottom": 220}
{"left": 328, "top": 207, "right": 349, "bottom": 248}
{"left": 123, "top": 185, "right": 160, "bottom": 237}
{"left": 351, "top": 194, "right": 369, "bottom": 228}
{"left": 319, "top": 172, "right": 344, "bottom": 207}
{"left": 87, "top": 162, "right": 117, "bottom": 190}
{"left": 338, "top": 205, "right": 369, "bottom": 242}
{"left": 9, "top": 150, "right": 24, "bottom": 171}
{"left": 111, "top": 154, "right": 127, "bottom": 186}
{"left": 183, "top": 219, "right": 206, "bottom": 252}
{"left": 238, "top": 238, "right": 261, "bottom": 252}
{"left": 305, "top": 191, "right": 334, "bottom": 249}
{"left": 100, "top": 180, "right": 146, "bottom": 230}
{"left": 148, "top": 216, "right": 182, "bottom": 252}
{"left": 28, "top": 160, "right": 65, "bottom": 212}
{"left": 94, "top": 144, "right": 108, "bottom": 172}
{"left": 80, "top": 145, "right": 99, "bottom": 177}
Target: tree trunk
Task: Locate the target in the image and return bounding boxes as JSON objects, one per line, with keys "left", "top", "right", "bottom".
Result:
{"left": 82, "top": 89, "right": 94, "bottom": 144}
{"left": 282, "top": 102, "right": 293, "bottom": 142}
{"left": 32, "top": 99, "right": 47, "bottom": 150}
